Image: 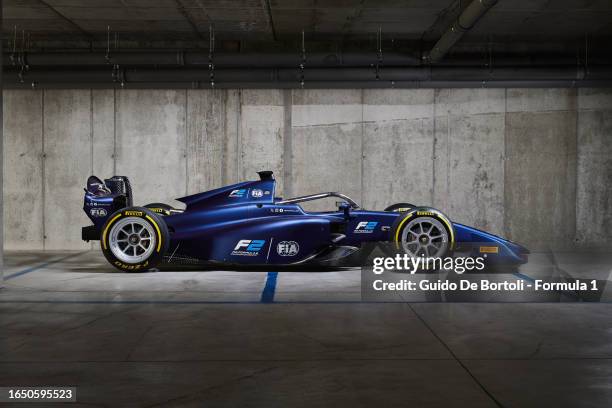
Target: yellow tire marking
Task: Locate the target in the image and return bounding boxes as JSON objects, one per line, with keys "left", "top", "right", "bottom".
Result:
{"left": 145, "top": 215, "right": 162, "bottom": 252}
{"left": 440, "top": 217, "right": 455, "bottom": 250}
{"left": 102, "top": 213, "right": 123, "bottom": 250}
{"left": 394, "top": 213, "right": 413, "bottom": 242}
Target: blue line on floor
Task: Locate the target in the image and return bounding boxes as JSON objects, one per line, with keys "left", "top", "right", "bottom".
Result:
{"left": 5, "top": 251, "right": 89, "bottom": 280}
{"left": 260, "top": 272, "right": 278, "bottom": 303}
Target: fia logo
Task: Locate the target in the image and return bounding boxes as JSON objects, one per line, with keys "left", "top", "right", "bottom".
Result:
{"left": 277, "top": 241, "right": 299, "bottom": 256}
{"left": 229, "top": 189, "right": 247, "bottom": 198}
{"left": 231, "top": 239, "right": 265, "bottom": 256}
{"left": 354, "top": 221, "right": 378, "bottom": 233}
{"left": 251, "top": 189, "right": 263, "bottom": 198}
{"left": 90, "top": 208, "right": 108, "bottom": 217}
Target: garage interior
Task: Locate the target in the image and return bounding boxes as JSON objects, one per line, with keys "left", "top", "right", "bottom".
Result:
{"left": 2, "top": 0, "right": 612, "bottom": 406}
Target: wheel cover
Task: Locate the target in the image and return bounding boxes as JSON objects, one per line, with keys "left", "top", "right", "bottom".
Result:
{"left": 400, "top": 216, "right": 449, "bottom": 258}
{"left": 109, "top": 217, "right": 156, "bottom": 263}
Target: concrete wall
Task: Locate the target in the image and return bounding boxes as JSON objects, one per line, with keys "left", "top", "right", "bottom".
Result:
{"left": 3, "top": 88, "right": 612, "bottom": 250}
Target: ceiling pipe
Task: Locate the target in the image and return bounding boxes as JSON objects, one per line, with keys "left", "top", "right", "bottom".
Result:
{"left": 6, "top": 80, "right": 612, "bottom": 90}
{"left": 436, "top": 55, "right": 612, "bottom": 67}
{"left": 426, "top": 0, "right": 499, "bottom": 64}
{"left": 2, "top": 51, "right": 422, "bottom": 68}
{"left": 9, "top": 65, "right": 610, "bottom": 84}
{"left": 9, "top": 51, "right": 612, "bottom": 70}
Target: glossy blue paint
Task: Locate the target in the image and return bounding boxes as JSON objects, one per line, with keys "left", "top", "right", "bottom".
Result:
{"left": 83, "top": 172, "right": 529, "bottom": 266}
{"left": 453, "top": 223, "right": 529, "bottom": 264}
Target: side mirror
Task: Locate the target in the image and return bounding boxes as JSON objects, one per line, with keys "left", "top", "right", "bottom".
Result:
{"left": 338, "top": 202, "right": 351, "bottom": 219}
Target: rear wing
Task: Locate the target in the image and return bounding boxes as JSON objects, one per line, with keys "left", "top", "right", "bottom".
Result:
{"left": 82, "top": 175, "right": 133, "bottom": 241}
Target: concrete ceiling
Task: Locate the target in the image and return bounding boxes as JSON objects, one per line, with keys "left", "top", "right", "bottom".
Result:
{"left": 3, "top": 0, "right": 612, "bottom": 53}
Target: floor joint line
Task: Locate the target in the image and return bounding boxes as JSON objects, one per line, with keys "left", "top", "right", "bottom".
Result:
{"left": 407, "top": 303, "right": 505, "bottom": 408}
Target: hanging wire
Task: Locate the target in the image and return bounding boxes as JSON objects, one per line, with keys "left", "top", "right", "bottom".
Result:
{"left": 299, "top": 30, "right": 306, "bottom": 88}
{"left": 375, "top": 27, "right": 383, "bottom": 80}
{"left": 109, "top": 30, "right": 125, "bottom": 88}
{"left": 10, "top": 25, "right": 17, "bottom": 65}
{"left": 18, "top": 29, "right": 28, "bottom": 83}
{"left": 30, "top": 34, "right": 38, "bottom": 89}
{"left": 584, "top": 32, "right": 589, "bottom": 79}
{"left": 105, "top": 25, "right": 111, "bottom": 64}
{"left": 26, "top": 32, "right": 32, "bottom": 70}
{"left": 209, "top": 24, "right": 215, "bottom": 88}
{"left": 487, "top": 35, "right": 493, "bottom": 73}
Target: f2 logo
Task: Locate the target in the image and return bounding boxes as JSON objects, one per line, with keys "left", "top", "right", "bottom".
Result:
{"left": 234, "top": 239, "right": 265, "bottom": 252}
{"left": 354, "top": 221, "right": 378, "bottom": 233}
{"left": 229, "top": 189, "right": 246, "bottom": 198}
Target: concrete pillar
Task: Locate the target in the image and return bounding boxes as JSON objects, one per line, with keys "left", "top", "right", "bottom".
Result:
{"left": 115, "top": 90, "right": 187, "bottom": 207}
{"left": 576, "top": 89, "right": 612, "bottom": 247}
{"left": 433, "top": 89, "right": 506, "bottom": 236}
{"left": 239, "top": 90, "right": 285, "bottom": 194}
{"left": 362, "top": 89, "right": 435, "bottom": 210}
{"left": 186, "top": 89, "right": 227, "bottom": 194}
{"left": 290, "top": 89, "right": 362, "bottom": 211}
{"left": 3, "top": 91, "right": 44, "bottom": 250}
{"left": 282, "top": 89, "right": 293, "bottom": 198}
{"left": 223, "top": 90, "right": 241, "bottom": 185}
{"left": 43, "top": 90, "right": 93, "bottom": 250}
{"left": 505, "top": 89, "right": 578, "bottom": 249}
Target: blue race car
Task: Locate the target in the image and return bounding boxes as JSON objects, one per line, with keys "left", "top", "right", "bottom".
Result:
{"left": 82, "top": 171, "right": 528, "bottom": 272}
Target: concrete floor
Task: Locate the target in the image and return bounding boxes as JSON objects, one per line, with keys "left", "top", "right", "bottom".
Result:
{"left": 2, "top": 251, "right": 612, "bottom": 407}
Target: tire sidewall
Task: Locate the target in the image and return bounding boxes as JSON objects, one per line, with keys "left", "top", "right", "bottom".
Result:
{"left": 100, "top": 207, "right": 169, "bottom": 272}
{"left": 389, "top": 207, "right": 455, "bottom": 256}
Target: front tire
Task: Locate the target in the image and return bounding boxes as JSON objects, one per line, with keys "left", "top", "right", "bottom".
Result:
{"left": 101, "top": 207, "right": 169, "bottom": 272}
{"left": 388, "top": 208, "right": 455, "bottom": 265}
{"left": 384, "top": 202, "right": 416, "bottom": 212}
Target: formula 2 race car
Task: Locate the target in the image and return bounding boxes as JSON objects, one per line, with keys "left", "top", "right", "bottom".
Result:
{"left": 82, "top": 171, "right": 529, "bottom": 272}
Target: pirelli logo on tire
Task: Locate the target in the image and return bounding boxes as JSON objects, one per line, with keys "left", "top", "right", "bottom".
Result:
{"left": 124, "top": 210, "right": 144, "bottom": 216}
{"left": 114, "top": 260, "right": 149, "bottom": 270}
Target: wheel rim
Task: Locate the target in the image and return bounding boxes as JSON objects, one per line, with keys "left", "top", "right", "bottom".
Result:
{"left": 109, "top": 217, "right": 156, "bottom": 263}
{"left": 400, "top": 216, "right": 449, "bottom": 258}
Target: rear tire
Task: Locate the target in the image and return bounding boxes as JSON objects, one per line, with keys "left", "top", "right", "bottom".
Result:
{"left": 144, "top": 202, "right": 174, "bottom": 216}
{"left": 101, "top": 207, "right": 169, "bottom": 272}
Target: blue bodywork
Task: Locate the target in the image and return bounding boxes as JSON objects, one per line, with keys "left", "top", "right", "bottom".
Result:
{"left": 84, "top": 173, "right": 529, "bottom": 266}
